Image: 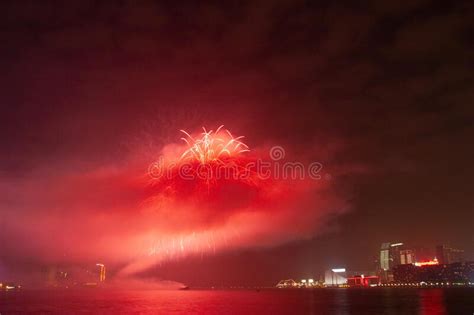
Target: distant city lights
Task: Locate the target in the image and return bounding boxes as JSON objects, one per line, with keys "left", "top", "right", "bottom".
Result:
{"left": 414, "top": 258, "right": 439, "bottom": 267}
{"left": 275, "top": 242, "right": 472, "bottom": 290}
{"left": 390, "top": 243, "right": 404, "bottom": 247}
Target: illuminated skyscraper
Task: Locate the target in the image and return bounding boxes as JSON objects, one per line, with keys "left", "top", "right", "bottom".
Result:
{"left": 380, "top": 243, "right": 391, "bottom": 271}
{"left": 96, "top": 263, "right": 106, "bottom": 282}
{"left": 400, "top": 249, "right": 415, "bottom": 265}
{"left": 436, "top": 245, "right": 464, "bottom": 264}
{"left": 380, "top": 242, "right": 404, "bottom": 271}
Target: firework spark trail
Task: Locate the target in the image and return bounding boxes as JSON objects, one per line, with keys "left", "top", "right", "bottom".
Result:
{"left": 179, "top": 125, "right": 249, "bottom": 164}
{"left": 147, "top": 125, "right": 258, "bottom": 193}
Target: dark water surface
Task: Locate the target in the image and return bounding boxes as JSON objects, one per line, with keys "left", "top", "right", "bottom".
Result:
{"left": 1, "top": 288, "right": 473, "bottom": 314}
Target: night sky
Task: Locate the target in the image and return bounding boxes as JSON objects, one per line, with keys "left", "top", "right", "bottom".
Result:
{"left": 1, "top": 1, "right": 473, "bottom": 287}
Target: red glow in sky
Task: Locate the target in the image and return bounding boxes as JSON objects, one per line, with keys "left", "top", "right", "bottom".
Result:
{"left": 122, "top": 126, "right": 348, "bottom": 274}
{"left": 1, "top": 124, "right": 349, "bottom": 278}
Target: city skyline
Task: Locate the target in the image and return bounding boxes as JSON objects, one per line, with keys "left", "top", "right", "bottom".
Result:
{"left": 1, "top": 235, "right": 470, "bottom": 287}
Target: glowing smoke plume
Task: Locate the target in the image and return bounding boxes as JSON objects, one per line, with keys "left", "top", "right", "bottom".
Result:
{"left": 0, "top": 125, "right": 350, "bottom": 280}
{"left": 121, "top": 126, "right": 348, "bottom": 274}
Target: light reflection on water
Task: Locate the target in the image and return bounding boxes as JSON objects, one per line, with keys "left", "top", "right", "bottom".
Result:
{"left": 419, "top": 289, "right": 446, "bottom": 315}
{"left": 1, "top": 288, "right": 471, "bottom": 314}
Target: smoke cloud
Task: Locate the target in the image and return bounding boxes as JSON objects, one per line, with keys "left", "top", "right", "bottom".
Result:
{"left": 0, "top": 126, "right": 353, "bottom": 278}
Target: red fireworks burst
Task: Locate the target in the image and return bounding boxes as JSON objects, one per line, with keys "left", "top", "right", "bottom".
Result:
{"left": 179, "top": 125, "right": 249, "bottom": 164}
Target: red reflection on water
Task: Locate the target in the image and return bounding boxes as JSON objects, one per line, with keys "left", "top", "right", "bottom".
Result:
{"left": 419, "top": 289, "right": 446, "bottom": 315}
